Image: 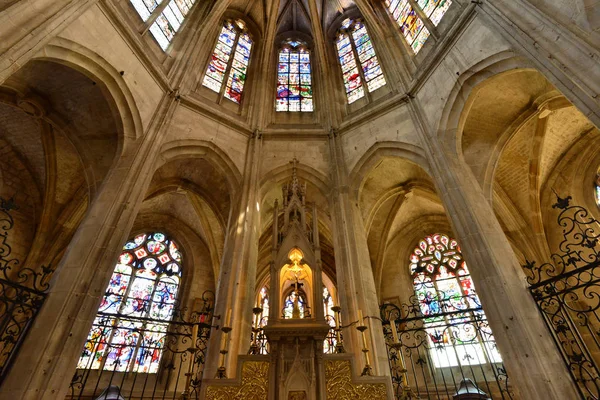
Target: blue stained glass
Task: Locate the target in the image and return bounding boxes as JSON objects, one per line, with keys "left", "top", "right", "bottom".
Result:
{"left": 204, "top": 21, "right": 253, "bottom": 104}
{"left": 77, "top": 232, "right": 183, "bottom": 372}
{"left": 410, "top": 234, "right": 502, "bottom": 368}
{"left": 387, "top": 0, "right": 445, "bottom": 53}
{"left": 276, "top": 40, "right": 312, "bottom": 112}
{"left": 337, "top": 19, "right": 385, "bottom": 103}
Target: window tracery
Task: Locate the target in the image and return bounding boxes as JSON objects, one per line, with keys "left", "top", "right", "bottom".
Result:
{"left": 202, "top": 19, "right": 253, "bottom": 104}
{"left": 336, "top": 18, "right": 386, "bottom": 104}
{"left": 130, "top": 0, "right": 197, "bottom": 50}
{"left": 77, "top": 232, "right": 183, "bottom": 373}
{"left": 410, "top": 233, "right": 502, "bottom": 368}
{"left": 276, "top": 39, "right": 314, "bottom": 112}
{"left": 386, "top": 0, "right": 452, "bottom": 54}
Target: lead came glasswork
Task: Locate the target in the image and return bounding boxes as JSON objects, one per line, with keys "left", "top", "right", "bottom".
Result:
{"left": 130, "top": 0, "right": 160, "bottom": 21}
{"left": 386, "top": 0, "right": 452, "bottom": 53}
{"left": 129, "top": 0, "right": 197, "bottom": 50}
{"left": 410, "top": 234, "right": 502, "bottom": 368}
{"left": 336, "top": 19, "right": 386, "bottom": 104}
{"left": 276, "top": 39, "right": 313, "bottom": 112}
{"left": 77, "top": 232, "right": 183, "bottom": 373}
{"left": 203, "top": 20, "right": 253, "bottom": 104}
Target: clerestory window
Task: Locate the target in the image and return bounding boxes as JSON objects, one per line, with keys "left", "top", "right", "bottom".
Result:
{"left": 276, "top": 39, "right": 314, "bottom": 112}
{"left": 336, "top": 18, "right": 386, "bottom": 104}
{"left": 202, "top": 19, "right": 253, "bottom": 104}
{"left": 386, "top": 0, "right": 452, "bottom": 54}
{"left": 130, "top": 0, "right": 197, "bottom": 50}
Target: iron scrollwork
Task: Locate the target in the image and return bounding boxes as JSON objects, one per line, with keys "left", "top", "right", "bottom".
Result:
{"left": 524, "top": 194, "right": 600, "bottom": 399}
{"left": 68, "top": 290, "right": 216, "bottom": 400}
{"left": 380, "top": 297, "right": 514, "bottom": 399}
{"left": 0, "top": 197, "right": 53, "bottom": 384}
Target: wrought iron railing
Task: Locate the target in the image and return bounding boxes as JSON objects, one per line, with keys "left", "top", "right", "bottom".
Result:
{"left": 380, "top": 299, "right": 513, "bottom": 399}
{"left": 249, "top": 315, "right": 269, "bottom": 355}
{"left": 68, "top": 291, "right": 215, "bottom": 400}
{"left": 0, "top": 197, "right": 53, "bottom": 385}
{"left": 524, "top": 194, "right": 600, "bottom": 399}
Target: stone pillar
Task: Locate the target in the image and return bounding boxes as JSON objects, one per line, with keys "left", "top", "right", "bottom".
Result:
{"left": 327, "top": 131, "right": 389, "bottom": 376}
{"left": 478, "top": 0, "right": 600, "bottom": 128}
{"left": 203, "top": 132, "right": 262, "bottom": 377}
{"left": 409, "top": 99, "right": 579, "bottom": 399}
{"left": 0, "top": 93, "right": 179, "bottom": 400}
{"left": 0, "top": 0, "right": 98, "bottom": 84}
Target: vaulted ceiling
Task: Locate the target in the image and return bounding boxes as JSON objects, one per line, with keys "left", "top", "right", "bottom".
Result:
{"left": 228, "top": 0, "right": 357, "bottom": 36}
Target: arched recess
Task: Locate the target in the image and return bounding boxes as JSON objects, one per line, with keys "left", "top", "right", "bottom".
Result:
{"left": 436, "top": 51, "right": 535, "bottom": 153}
{"left": 149, "top": 139, "right": 242, "bottom": 280}
{"left": 0, "top": 37, "right": 142, "bottom": 275}
{"left": 452, "top": 64, "right": 600, "bottom": 265}
{"left": 354, "top": 152, "right": 445, "bottom": 298}
{"left": 159, "top": 139, "right": 242, "bottom": 198}
{"left": 35, "top": 37, "right": 143, "bottom": 147}
{"left": 349, "top": 141, "right": 430, "bottom": 199}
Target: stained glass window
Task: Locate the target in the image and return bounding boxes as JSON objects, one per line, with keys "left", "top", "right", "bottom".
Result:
{"left": 283, "top": 289, "right": 308, "bottom": 318}
{"left": 256, "top": 286, "right": 270, "bottom": 328}
{"left": 129, "top": 0, "right": 197, "bottom": 50}
{"left": 336, "top": 19, "right": 386, "bottom": 104}
{"left": 386, "top": 0, "right": 452, "bottom": 54}
{"left": 410, "top": 234, "right": 502, "bottom": 368}
{"left": 596, "top": 174, "right": 600, "bottom": 206}
{"left": 77, "top": 232, "right": 183, "bottom": 373}
{"left": 276, "top": 39, "right": 313, "bottom": 112}
{"left": 323, "top": 287, "right": 338, "bottom": 353}
{"left": 202, "top": 20, "right": 253, "bottom": 104}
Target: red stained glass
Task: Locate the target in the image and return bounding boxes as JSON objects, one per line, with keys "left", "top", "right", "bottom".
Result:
{"left": 77, "top": 232, "right": 183, "bottom": 372}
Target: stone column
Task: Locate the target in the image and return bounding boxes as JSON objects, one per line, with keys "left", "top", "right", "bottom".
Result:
{"left": 478, "top": 0, "right": 600, "bottom": 128}
{"left": 0, "top": 93, "right": 179, "bottom": 400}
{"left": 409, "top": 98, "right": 579, "bottom": 399}
{"left": 327, "top": 131, "right": 389, "bottom": 376}
{"left": 0, "top": 0, "right": 99, "bottom": 84}
{"left": 203, "top": 132, "right": 262, "bottom": 377}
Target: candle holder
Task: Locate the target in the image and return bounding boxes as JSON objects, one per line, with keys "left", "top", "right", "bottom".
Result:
{"left": 331, "top": 306, "right": 345, "bottom": 354}
{"left": 248, "top": 307, "right": 263, "bottom": 355}
{"left": 389, "top": 342, "right": 420, "bottom": 399}
{"left": 356, "top": 321, "right": 373, "bottom": 376}
{"left": 216, "top": 326, "right": 232, "bottom": 379}
{"left": 179, "top": 344, "right": 199, "bottom": 400}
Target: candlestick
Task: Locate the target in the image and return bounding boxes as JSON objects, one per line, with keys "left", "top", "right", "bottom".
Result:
{"left": 390, "top": 318, "right": 399, "bottom": 343}
{"left": 356, "top": 319, "right": 373, "bottom": 376}
{"left": 331, "top": 306, "right": 345, "bottom": 354}
{"left": 357, "top": 309, "right": 364, "bottom": 325}
{"left": 191, "top": 324, "right": 198, "bottom": 347}
{"left": 217, "top": 324, "right": 232, "bottom": 379}
{"left": 225, "top": 308, "right": 232, "bottom": 327}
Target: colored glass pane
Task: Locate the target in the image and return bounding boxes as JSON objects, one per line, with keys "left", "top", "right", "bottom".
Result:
{"left": 77, "top": 232, "right": 183, "bottom": 372}
{"left": 283, "top": 290, "right": 306, "bottom": 318}
{"left": 203, "top": 21, "right": 252, "bottom": 105}
{"left": 596, "top": 174, "right": 600, "bottom": 206}
{"left": 130, "top": 0, "right": 160, "bottom": 21}
{"left": 386, "top": 0, "right": 432, "bottom": 54}
{"left": 410, "top": 234, "right": 502, "bottom": 368}
{"left": 146, "top": 0, "right": 197, "bottom": 50}
{"left": 276, "top": 40, "right": 313, "bottom": 112}
{"left": 336, "top": 19, "right": 386, "bottom": 104}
